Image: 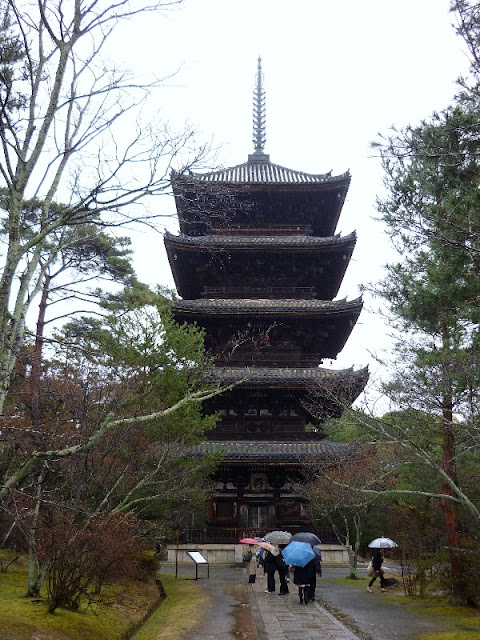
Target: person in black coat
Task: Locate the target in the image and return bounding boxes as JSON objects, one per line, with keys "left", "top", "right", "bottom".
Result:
{"left": 367, "top": 549, "right": 386, "bottom": 592}
{"left": 277, "top": 545, "right": 289, "bottom": 595}
{"left": 293, "top": 555, "right": 320, "bottom": 604}
{"left": 308, "top": 548, "right": 322, "bottom": 602}
{"left": 263, "top": 546, "right": 289, "bottom": 594}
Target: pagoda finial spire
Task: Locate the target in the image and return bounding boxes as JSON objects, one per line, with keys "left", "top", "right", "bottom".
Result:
{"left": 249, "top": 56, "right": 269, "bottom": 162}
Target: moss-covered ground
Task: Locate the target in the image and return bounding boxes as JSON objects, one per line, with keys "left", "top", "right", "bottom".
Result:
{"left": 0, "top": 551, "right": 160, "bottom": 640}
{"left": 0, "top": 551, "right": 209, "bottom": 640}
{"left": 3, "top": 552, "right": 480, "bottom": 640}
{"left": 408, "top": 602, "right": 480, "bottom": 640}
{"left": 131, "top": 573, "right": 209, "bottom": 640}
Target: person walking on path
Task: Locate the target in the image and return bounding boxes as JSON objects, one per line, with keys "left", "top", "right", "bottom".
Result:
{"left": 243, "top": 545, "right": 257, "bottom": 583}
{"left": 293, "top": 556, "right": 318, "bottom": 604}
{"left": 308, "top": 548, "right": 322, "bottom": 603}
{"left": 367, "top": 549, "right": 386, "bottom": 592}
{"left": 263, "top": 546, "right": 289, "bottom": 594}
{"left": 277, "top": 544, "right": 290, "bottom": 595}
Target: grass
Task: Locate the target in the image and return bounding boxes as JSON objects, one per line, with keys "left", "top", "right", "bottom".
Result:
{"left": 0, "top": 551, "right": 160, "bottom": 640}
{"left": 411, "top": 603, "right": 480, "bottom": 640}
{"left": 3, "top": 552, "right": 480, "bottom": 640}
{"left": 131, "top": 573, "right": 210, "bottom": 640}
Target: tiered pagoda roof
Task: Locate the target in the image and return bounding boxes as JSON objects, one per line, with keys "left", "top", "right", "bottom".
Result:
{"left": 209, "top": 365, "right": 369, "bottom": 388}
{"left": 165, "top": 57, "right": 367, "bottom": 537}
{"left": 168, "top": 54, "right": 365, "bottom": 413}
{"left": 173, "top": 298, "right": 363, "bottom": 365}
{"left": 171, "top": 168, "right": 349, "bottom": 237}
{"left": 194, "top": 440, "right": 358, "bottom": 462}
{"left": 174, "top": 297, "right": 362, "bottom": 313}
{"left": 165, "top": 230, "right": 355, "bottom": 248}
{"left": 172, "top": 160, "right": 350, "bottom": 185}
{"left": 165, "top": 231, "right": 356, "bottom": 300}
{"left": 202, "top": 366, "right": 369, "bottom": 434}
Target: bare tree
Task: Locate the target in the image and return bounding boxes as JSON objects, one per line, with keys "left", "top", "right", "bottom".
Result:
{"left": 0, "top": 0, "right": 208, "bottom": 414}
{"left": 308, "top": 454, "right": 375, "bottom": 579}
{"left": 0, "top": 293, "right": 237, "bottom": 598}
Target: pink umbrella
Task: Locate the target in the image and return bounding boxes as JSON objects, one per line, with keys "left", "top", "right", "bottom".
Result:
{"left": 239, "top": 537, "right": 259, "bottom": 545}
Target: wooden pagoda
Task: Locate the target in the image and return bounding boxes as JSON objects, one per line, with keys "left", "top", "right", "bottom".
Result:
{"left": 165, "top": 58, "right": 368, "bottom": 541}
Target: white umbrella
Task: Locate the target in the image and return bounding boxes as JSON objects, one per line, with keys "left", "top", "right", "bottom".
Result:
{"left": 264, "top": 530, "right": 292, "bottom": 545}
{"left": 368, "top": 536, "right": 398, "bottom": 549}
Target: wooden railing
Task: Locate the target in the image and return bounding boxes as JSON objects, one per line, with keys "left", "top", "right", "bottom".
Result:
{"left": 212, "top": 226, "right": 313, "bottom": 236}
{"left": 170, "top": 527, "right": 338, "bottom": 545}
{"left": 203, "top": 286, "right": 316, "bottom": 299}
{"left": 215, "top": 352, "right": 322, "bottom": 366}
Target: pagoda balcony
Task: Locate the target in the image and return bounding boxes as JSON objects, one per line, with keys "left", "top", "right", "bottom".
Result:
{"left": 214, "top": 351, "right": 324, "bottom": 367}
{"left": 208, "top": 416, "right": 322, "bottom": 441}
{"left": 203, "top": 285, "right": 316, "bottom": 299}
{"left": 173, "top": 526, "right": 338, "bottom": 545}
{"left": 208, "top": 430, "right": 324, "bottom": 441}
{"left": 211, "top": 225, "right": 313, "bottom": 236}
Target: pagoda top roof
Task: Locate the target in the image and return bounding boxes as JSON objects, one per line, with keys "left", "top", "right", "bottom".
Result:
{"left": 192, "top": 439, "right": 357, "bottom": 461}
{"left": 172, "top": 161, "right": 350, "bottom": 187}
{"left": 173, "top": 58, "right": 350, "bottom": 189}
{"left": 164, "top": 230, "right": 356, "bottom": 249}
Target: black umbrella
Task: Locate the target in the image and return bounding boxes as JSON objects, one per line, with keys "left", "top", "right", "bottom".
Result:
{"left": 291, "top": 532, "right": 321, "bottom": 547}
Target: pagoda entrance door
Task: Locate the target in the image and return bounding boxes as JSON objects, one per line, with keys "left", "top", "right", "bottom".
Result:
{"left": 248, "top": 505, "right": 269, "bottom": 529}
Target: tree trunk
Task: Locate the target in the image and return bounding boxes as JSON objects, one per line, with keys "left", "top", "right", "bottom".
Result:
{"left": 26, "top": 464, "right": 48, "bottom": 597}
{"left": 440, "top": 321, "right": 467, "bottom": 605}
{"left": 440, "top": 411, "right": 466, "bottom": 604}
{"left": 30, "top": 273, "right": 51, "bottom": 432}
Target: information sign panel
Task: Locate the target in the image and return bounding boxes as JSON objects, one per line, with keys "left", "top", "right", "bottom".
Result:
{"left": 187, "top": 551, "right": 208, "bottom": 564}
{"left": 186, "top": 551, "right": 210, "bottom": 579}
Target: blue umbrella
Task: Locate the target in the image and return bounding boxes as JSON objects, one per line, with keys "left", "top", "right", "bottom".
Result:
{"left": 281, "top": 541, "right": 315, "bottom": 567}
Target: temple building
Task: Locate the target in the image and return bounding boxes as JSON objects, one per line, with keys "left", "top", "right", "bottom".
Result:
{"left": 165, "top": 58, "right": 368, "bottom": 542}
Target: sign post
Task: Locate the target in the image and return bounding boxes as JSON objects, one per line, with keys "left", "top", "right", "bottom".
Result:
{"left": 186, "top": 551, "right": 210, "bottom": 580}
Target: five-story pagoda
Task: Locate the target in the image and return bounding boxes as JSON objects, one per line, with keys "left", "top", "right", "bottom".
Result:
{"left": 165, "top": 59, "right": 368, "bottom": 541}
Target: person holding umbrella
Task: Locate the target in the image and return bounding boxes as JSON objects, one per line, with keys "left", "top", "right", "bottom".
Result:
{"left": 240, "top": 538, "right": 261, "bottom": 584}
{"left": 290, "top": 533, "right": 322, "bottom": 603}
{"left": 366, "top": 537, "right": 397, "bottom": 593}
{"left": 281, "top": 541, "right": 319, "bottom": 604}
{"left": 261, "top": 532, "right": 291, "bottom": 595}
{"left": 263, "top": 545, "right": 289, "bottom": 594}
{"left": 366, "top": 548, "right": 386, "bottom": 592}
{"left": 309, "top": 547, "right": 322, "bottom": 602}
{"left": 242, "top": 544, "right": 257, "bottom": 584}
{"left": 293, "top": 557, "right": 319, "bottom": 604}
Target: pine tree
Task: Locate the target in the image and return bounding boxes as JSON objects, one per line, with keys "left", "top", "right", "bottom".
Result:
{"left": 373, "top": 82, "right": 480, "bottom": 606}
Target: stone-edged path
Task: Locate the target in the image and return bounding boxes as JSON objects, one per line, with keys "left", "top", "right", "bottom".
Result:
{"left": 162, "top": 564, "right": 451, "bottom": 639}
{"left": 250, "top": 575, "right": 360, "bottom": 639}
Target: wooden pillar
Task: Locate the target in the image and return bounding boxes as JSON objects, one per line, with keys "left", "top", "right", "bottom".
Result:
{"left": 239, "top": 504, "right": 248, "bottom": 528}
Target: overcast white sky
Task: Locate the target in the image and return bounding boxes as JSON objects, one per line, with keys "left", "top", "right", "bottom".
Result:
{"left": 110, "top": 0, "right": 470, "bottom": 394}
